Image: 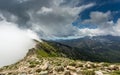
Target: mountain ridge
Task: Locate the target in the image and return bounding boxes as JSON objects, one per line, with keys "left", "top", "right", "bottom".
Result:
{"left": 0, "top": 39, "right": 120, "bottom": 75}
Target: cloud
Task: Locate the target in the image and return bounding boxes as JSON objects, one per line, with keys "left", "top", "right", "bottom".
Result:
{"left": 0, "top": 0, "right": 120, "bottom": 40}
{"left": 0, "top": 0, "right": 53, "bottom": 25}
{"left": 112, "top": 19, "right": 120, "bottom": 36}
{"left": 83, "top": 11, "right": 112, "bottom": 27}
{"left": 0, "top": 17, "right": 40, "bottom": 67}
{"left": 0, "top": 0, "right": 119, "bottom": 39}
{"left": 0, "top": 0, "right": 95, "bottom": 39}
{"left": 80, "top": 11, "right": 120, "bottom": 37}
{"left": 28, "top": 2, "right": 95, "bottom": 39}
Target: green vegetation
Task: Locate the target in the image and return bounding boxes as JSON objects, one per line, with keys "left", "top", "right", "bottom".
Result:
{"left": 29, "top": 60, "right": 39, "bottom": 65}
{"left": 69, "top": 61, "right": 77, "bottom": 66}
{"left": 37, "top": 49, "right": 49, "bottom": 57}
{"left": 29, "top": 64, "right": 36, "bottom": 68}
{"left": 35, "top": 42, "right": 59, "bottom": 58}
{"left": 110, "top": 71, "right": 120, "bottom": 75}
{"left": 102, "top": 63, "right": 110, "bottom": 67}
{"left": 28, "top": 59, "right": 40, "bottom": 68}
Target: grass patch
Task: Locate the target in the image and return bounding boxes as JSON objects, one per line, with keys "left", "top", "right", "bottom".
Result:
{"left": 37, "top": 49, "right": 49, "bottom": 57}
{"left": 29, "top": 64, "right": 36, "bottom": 68}
{"left": 81, "top": 70, "right": 95, "bottom": 75}
{"left": 35, "top": 42, "right": 59, "bottom": 58}
{"left": 110, "top": 71, "right": 120, "bottom": 75}
{"left": 36, "top": 49, "right": 58, "bottom": 58}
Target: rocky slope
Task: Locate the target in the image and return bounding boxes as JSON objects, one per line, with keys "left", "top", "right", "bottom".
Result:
{"left": 0, "top": 40, "right": 120, "bottom": 75}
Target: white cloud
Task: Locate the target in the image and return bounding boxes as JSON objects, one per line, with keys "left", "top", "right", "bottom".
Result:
{"left": 79, "top": 11, "right": 120, "bottom": 37}
{"left": 37, "top": 7, "right": 53, "bottom": 14}
{"left": 0, "top": 19, "right": 40, "bottom": 67}
{"left": 112, "top": 19, "right": 120, "bottom": 36}
{"left": 83, "top": 11, "right": 111, "bottom": 26}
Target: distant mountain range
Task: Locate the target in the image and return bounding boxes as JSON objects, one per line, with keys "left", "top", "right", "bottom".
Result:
{"left": 53, "top": 35, "right": 120, "bottom": 63}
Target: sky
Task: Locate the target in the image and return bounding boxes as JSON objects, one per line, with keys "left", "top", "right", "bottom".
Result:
{"left": 0, "top": 0, "right": 120, "bottom": 39}
{"left": 0, "top": 0, "right": 120, "bottom": 67}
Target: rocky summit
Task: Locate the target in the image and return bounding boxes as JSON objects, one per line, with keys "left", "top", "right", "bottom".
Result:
{"left": 0, "top": 40, "right": 120, "bottom": 75}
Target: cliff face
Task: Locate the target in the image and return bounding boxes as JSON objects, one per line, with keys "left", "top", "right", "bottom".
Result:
{"left": 0, "top": 40, "right": 120, "bottom": 75}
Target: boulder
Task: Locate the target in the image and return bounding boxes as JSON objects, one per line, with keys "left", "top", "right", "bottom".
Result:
{"left": 64, "top": 70, "right": 71, "bottom": 75}
{"left": 40, "top": 62, "right": 50, "bottom": 70}
{"left": 108, "top": 65, "right": 119, "bottom": 70}
{"left": 40, "top": 71, "right": 48, "bottom": 75}
{"left": 95, "top": 71, "right": 103, "bottom": 75}
{"left": 54, "top": 66, "right": 64, "bottom": 72}
{"left": 67, "top": 66, "right": 76, "bottom": 71}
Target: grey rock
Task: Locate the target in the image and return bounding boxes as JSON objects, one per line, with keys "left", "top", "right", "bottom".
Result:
{"left": 64, "top": 70, "right": 71, "bottom": 75}
{"left": 54, "top": 66, "right": 64, "bottom": 72}
{"left": 67, "top": 66, "right": 76, "bottom": 71}
{"left": 40, "top": 71, "right": 48, "bottom": 75}
{"left": 95, "top": 71, "right": 103, "bottom": 75}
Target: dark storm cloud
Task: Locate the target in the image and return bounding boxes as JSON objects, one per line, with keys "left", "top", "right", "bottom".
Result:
{"left": 0, "top": 0, "right": 52, "bottom": 27}
{"left": 0, "top": 0, "right": 96, "bottom": 39}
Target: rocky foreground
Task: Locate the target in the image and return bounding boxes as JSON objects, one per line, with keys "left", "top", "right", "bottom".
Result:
{"left": 0, "top": 54, "right": 120, "bottom": 75}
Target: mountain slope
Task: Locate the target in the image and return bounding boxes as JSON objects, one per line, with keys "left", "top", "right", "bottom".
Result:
{"left": 38, "top": 40, "right": 109, "bottom": 62}
{"left": 0, "top": 40, "right": 120, "bottom": 75}
{"left": 56, "top": 35, "right": 120, "bottom": 63}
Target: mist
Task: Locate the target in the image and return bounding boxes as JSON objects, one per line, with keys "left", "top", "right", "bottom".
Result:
{"left": 0, "top": 20, "right": 39, "bottom": 67}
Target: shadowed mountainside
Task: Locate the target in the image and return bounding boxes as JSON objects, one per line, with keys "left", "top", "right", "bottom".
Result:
{"left": 55, "top": 35, "right": 120, "bottom": 63}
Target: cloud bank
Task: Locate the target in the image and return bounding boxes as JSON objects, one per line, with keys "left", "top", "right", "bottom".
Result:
{"left": 0, "top": 17, "right": 39, "bottom": 67}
